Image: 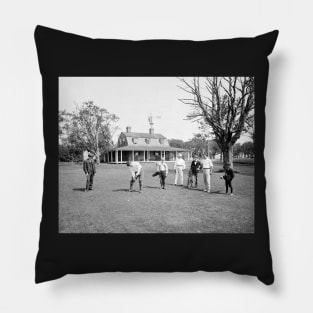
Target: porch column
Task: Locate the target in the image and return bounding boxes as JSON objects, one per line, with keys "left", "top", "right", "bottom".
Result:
{"left": 143, "top": 150, "right": 145, "bottom": 162}
{"left": 115, "top": 150, "right": 118, "bottom": 164}
{"left": 120, "top": 150, "right": 123, "bottom": 163}
{"left": 175, "top": 151, "right": 178, "bottom": 160}
{"left": 111, "top": 151, "right": 113, "bottom": 163}
{"left": 132, "top": 150, "right": 134, "bottom": 161}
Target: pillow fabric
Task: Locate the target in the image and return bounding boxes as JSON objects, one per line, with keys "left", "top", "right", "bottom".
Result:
{"left": 34, "top": 25, "right": 278, "bottom": 284}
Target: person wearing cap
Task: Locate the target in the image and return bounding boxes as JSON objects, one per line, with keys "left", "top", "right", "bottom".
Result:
{"left": 83, "top": 152, "right": 96, "bottom": 192}
{"left": 174, "top": 153, "right": 186, "bottom": 186}
{"left": 127, "top": 160, "right": 143, "bottom": 193}
{"left": 156, "top": 157, "right": 168, "bottom": 189}
{"left": 220, "top": 162, "right": 235, "bottom": 195}
{"left": 201, "top": 154, "right": 213, "bottom": 192}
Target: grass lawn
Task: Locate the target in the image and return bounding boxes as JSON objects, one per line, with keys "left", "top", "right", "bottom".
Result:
{"left": 59, "top": 160, "right": 254, "bottom": 233}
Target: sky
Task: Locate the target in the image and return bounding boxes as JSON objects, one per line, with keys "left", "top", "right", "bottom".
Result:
{"left": 59, "top": 77, "right": 251, "bottom": 144}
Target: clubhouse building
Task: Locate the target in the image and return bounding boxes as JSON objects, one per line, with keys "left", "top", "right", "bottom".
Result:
{"left": 104, "top": 126, "right": 190, "bottom": 163}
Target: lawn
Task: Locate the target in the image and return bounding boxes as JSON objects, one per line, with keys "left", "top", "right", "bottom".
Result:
{"left": 59, "top": 160, "right": 254, "bottom": 233}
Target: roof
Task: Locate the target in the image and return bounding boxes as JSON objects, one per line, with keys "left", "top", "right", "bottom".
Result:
{"left": 121, "top": 132, "right": 166, "bottom": 139}
{"left": 109, "top": 145, "right": 188, "bottom": 152}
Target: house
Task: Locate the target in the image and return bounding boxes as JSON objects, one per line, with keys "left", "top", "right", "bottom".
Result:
{"left": 104, "top": 126, "right": 190, "bottom": 163}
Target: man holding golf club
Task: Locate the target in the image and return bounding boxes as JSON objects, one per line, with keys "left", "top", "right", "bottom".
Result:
{"left": 127, "top": 160, "right": 143, "bottom": 193}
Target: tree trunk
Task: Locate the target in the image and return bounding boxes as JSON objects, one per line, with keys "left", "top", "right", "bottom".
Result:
{"left": 222, "top": 143, "right": 234, "bottom": 168}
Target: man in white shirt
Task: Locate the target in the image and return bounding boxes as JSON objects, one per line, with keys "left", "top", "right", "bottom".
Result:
{"left": 83, "top": 147, "right": 89, "bottom": 161}
{"left": 174, "top": 153, "right": 186, "bottom": 186}
{"left": 127, "top": 161, "right": 143, "bottom": 193}
{"left": 201, "top": 154, "right": 213, "bottom": 192}
{"left": 156, "top": 157, "right": 169, "bottom": 189}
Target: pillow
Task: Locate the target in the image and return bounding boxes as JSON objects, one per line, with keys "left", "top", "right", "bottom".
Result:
{"left": 34, "top": 25, "right": 278, "bottom": 285}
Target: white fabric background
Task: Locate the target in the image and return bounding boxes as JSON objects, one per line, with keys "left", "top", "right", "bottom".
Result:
{"left": 0, "top": 1, "right": 312, "bottom": 312}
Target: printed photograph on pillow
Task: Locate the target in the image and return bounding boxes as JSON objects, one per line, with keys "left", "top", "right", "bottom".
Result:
{"left": 58, "top": 76, "right": 255, "bottom": 234}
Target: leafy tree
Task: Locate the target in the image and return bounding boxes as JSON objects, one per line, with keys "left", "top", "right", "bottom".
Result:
{"left": 184, "top": 134, "right": 221, "bottom": 159}
{"left": 58, "top": 102, "right": 119, "bottom": 163}
{"left": 168, "top": 139, "right": 185, "bottom": 149}
{"left": 208, "top": 140, "right": 221, "bottom": 159}
{"left": 242, "top": 141, "right": 254, "bottom": 158}
{"left": 233, "top": 143, "right": 243, "bottom": 158}
{"left": 184, "top": 134, "right": 207, "bottom": 157}
{"left": 58, "top": 110, "right": 71, "bottom": 144}
{"left": 179, "top": 77, "right": 254, "bottom": 168}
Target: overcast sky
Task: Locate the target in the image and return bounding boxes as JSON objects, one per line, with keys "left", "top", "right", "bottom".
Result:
{"left": 59, "top": 77, "right": 251, "bottom": 143}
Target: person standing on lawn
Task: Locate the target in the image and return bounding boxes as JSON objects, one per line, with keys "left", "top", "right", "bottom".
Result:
{"left": 201, "top": 154, "right": 213, "bottom": 193}
{"left": 83, "top": 152, "right": 96, "bottom": 192}
{"left": 188, "top": 155, "right": 202, "bottom": 188}
{"left": 127, "top": 160, "right": 143, "bottom": 193}
{"left": 220, "top": 162, "right": 235, "bottom": 195}
{"left": 157, "top": 157, "right": 168, "bottom": 189}
{"left": 174, "top": 153, "right": 186, "bottom": 186}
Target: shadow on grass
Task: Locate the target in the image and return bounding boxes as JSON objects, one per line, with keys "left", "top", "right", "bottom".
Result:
{"left": 112, "top": 188, "right": 130, "bottom": 192}
{"left": 72, "top": 188, "right": 86, "bottom": 192}
{"left": 112, "top": 189, "right": 142, "bottom": 193}
{"left": 144, "top": 186, "right": 162, "bottom": 189}
{"left": 183, "top": 187, "right": 224, "bottom": 194}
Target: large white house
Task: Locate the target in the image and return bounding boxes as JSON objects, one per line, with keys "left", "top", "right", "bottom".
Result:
{"left": 104, "top": 126, "right": 190, "bottom": 163}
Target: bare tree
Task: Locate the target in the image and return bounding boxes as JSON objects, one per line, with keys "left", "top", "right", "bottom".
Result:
{"left": 178, "top": 77, "right": 254, "bottom": 168}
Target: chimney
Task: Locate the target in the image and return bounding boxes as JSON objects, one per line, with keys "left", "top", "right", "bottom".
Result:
{"left": 126, "top": 126, "right": 131, "bottom": 133}
{"left": 149, "top": 128, "right": 154, "bottom": 134}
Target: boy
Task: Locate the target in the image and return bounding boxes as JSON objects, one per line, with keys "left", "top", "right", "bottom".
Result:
{"left": 220, "top": 162, "right": 235, "bottom": 195}
{"left": 83, "top": 152, "right": 96, "bottom": 192}
{"left": 127, "top": 160, "right": 143, "bottom": 193}
{"left": 156, "top": 157, "right": 168, "bottom": 189}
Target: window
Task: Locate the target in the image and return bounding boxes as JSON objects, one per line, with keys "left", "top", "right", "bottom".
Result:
{"left": 145, "top": 138, "right": 150, "bottom": 144}
{"left": 132, "top": 138, "right": 138, "bottom": 144}
{"left": 159, "top": 138, "right": 164, "bottom": 144}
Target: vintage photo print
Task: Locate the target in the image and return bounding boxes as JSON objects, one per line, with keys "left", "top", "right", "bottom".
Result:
{"left": 58, "top": 77, "right": 255, "bottom": 233}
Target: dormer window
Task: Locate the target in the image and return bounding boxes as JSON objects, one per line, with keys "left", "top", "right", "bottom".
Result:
{"left": 159, "top": 138, "right": 164, "bottom": 144}
{"left": 145, "top": 138, "right": 150, "bottom": 144}
{"left": 132, "top": 138, "right": 138, "bottom": 144}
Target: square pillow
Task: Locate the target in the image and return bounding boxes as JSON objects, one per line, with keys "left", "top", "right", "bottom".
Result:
{"left": 34, "top": 25, "right": 278, "bottom": 284}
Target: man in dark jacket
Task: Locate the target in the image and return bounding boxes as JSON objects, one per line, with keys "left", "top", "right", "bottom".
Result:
{"left": 187, "top": 155, "right": 202, "bottom": 188}
{"left": 220, "top": 162, "right": 235, "bottom": 195}
{"left": 83, "top": 153, "right": 96, "bottom": 192}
